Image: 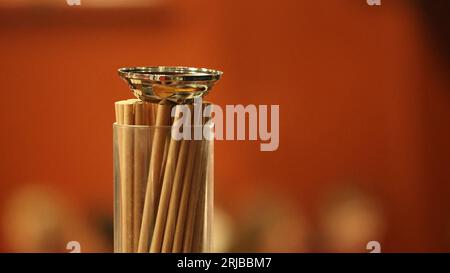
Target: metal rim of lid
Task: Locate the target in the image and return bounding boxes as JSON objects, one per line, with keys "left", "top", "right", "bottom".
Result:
{"left": 118, "top": 66, "right": 223, "bottom": 83}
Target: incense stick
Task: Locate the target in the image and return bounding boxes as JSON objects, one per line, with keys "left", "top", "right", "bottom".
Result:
{"left": 161, "top": 138, "right": 190, "bottom": 252}
{"left": 172, "top": 139, "right": 198, "bottom": 252}
{"left": 138, "top": 101, "right": 173, "bottom": 252}
{"left": 192, "top": 179, "right": 206, "bottom": 252}
{"left": 132, "top": 101, "right": 146, "bottom": 252}
{"left": 149, "top": 105, "right": 185, "bottom": 253}
{"left": 189, "top": 102, "right": 213, "bottom": 252}
{"left": 182, "top": 139, "right": 208, "bottom": 252}
{"left": 114, "top": 101, "right": 135, "bottom": 253}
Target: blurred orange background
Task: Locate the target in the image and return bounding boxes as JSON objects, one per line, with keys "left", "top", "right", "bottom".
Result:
{"left": 0, "top": 0, "right": 449, "bottom": 252}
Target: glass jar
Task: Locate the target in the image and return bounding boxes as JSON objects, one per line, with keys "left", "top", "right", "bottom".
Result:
{"left": 113, "top": 124, "right": 213, "bottom": 253}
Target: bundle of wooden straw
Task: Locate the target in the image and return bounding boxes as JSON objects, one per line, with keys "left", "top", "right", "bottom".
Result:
{"left": 114, "top": 99, "right": 211, "bottom": 253}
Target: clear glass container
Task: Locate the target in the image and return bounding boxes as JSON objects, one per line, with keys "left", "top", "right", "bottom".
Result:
{"left": 113, "top": 124, "right": 213, "bottom": 253}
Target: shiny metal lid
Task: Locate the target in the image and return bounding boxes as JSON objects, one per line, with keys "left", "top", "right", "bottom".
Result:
{"left": 118, "top": 66, "right": 223, "bottom": 103}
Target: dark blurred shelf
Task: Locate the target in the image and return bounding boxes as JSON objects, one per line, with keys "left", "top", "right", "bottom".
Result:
{"left": 0, "top": 7, "right": 174, "bottom": 28}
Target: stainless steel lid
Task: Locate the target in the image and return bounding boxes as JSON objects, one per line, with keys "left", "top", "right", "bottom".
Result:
{"left": 118, "top": 66, "right": 223, "bottom": 103}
